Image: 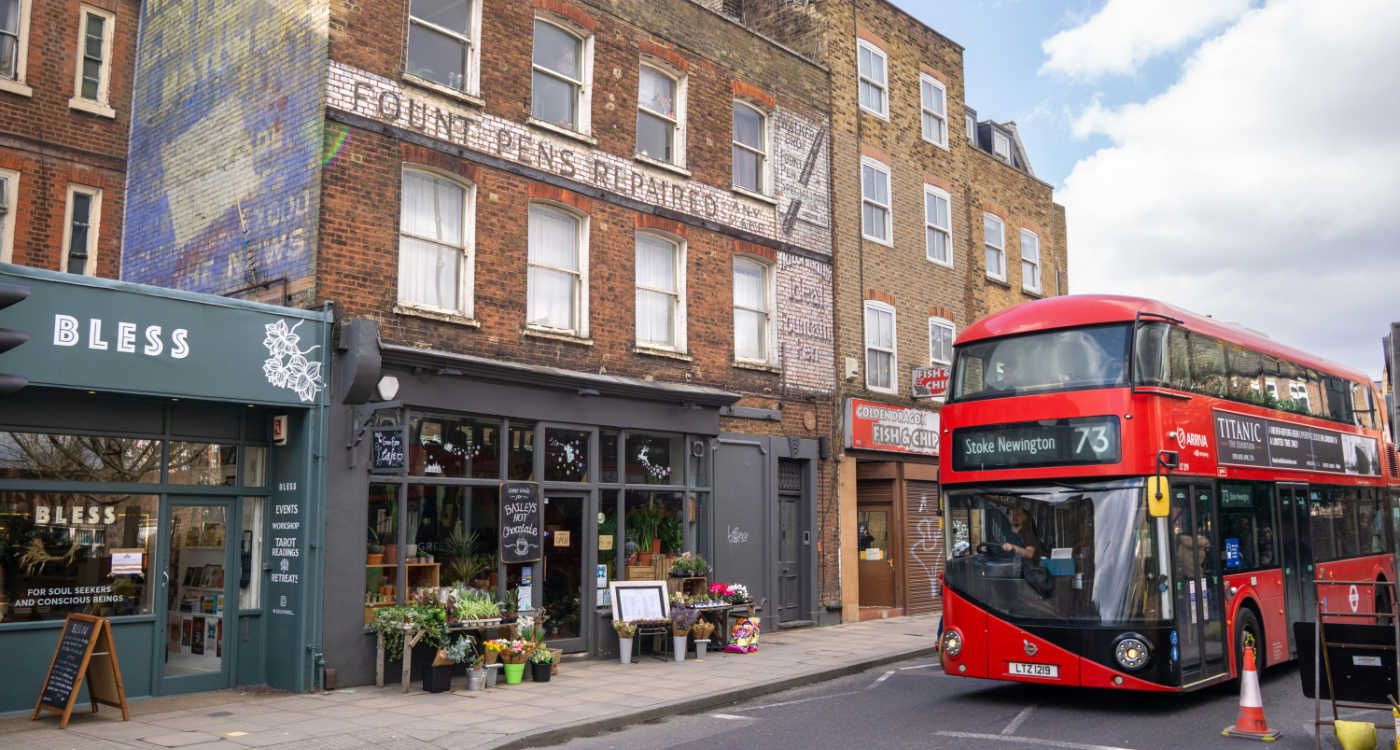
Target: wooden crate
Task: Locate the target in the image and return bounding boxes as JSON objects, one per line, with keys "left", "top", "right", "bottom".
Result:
{"left": 667, "top": 576, "right": 708, "bottom": 597}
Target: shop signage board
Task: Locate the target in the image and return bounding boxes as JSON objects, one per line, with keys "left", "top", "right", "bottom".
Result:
{"left": 370, "top": 427, "right": 407, "bottom": 473}
{"left": 500, "top": 482, "right": 542, "bottom": 564}
{"left": 1214, "top": 409, "right": 1381, "bottom": 476}
{"left": 32, "top": 613, "right": 129, "bottom": 728}
{"left": 911, "top": 366, "right": 950, "bottom": 400}
{"left": 0, "top": 264, "right": 331, "bottom": 406}
{"left": 845, "top": 398, "right": 940, "bottom": 456}
{"left": 950, "top": 416, "right": 1121, "bottom": 472}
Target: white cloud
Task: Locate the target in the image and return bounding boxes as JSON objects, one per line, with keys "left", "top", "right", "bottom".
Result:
{"left": 1042, "top": 0, "right": 1253, "bottom": 79}
{"left": 1060, "top": 0, "right": 1400, "bottom": 377}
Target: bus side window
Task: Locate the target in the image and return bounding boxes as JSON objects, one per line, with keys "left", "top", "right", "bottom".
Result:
{"left": 1253, "top": 483, "right": 1276, "bottom": 567}
{"left": 1310, "top": 489, "right": 1337, "bottom": 562}
{"left": 1188, "top": 333, "right": 1226, "bottom": 397}
{"left": 1133, "top": 322, "right": 1170, "bottom": 386}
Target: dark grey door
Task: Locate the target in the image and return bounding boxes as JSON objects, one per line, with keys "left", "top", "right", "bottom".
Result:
{"left": 1171, "top": 482, "right": 1228, "bottom": 685}
{"left": 714, "top": 438, "right": 768, "bottom": 609}
{"left": 1277, "top": 485, "right": 1313, "bottom": 644}
{"left": 777, "top": 460, "right": 803, "bottom": 624}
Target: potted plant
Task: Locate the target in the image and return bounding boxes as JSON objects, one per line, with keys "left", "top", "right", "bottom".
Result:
{"left": 499, "top": 640, "right": 531, "bottom": 684}
{"left": 529, "top": 646, "right": 554, "bottom": 682}
{"left": 466, "top": 654, "right": 486, "bottom": 691}
{"left": 671, "top": 607, "right": 699, "bottom": 663}
{"left": 425, "top": 636, "right": 471, "bottom": 693}
{"left": 613, "top": 620, "right": 637, "bottom": 664}
{"left": 691, "top": 620, "right": 716, "bottom": 659}
{"left": 369, "top": 604, "right": 447, "bottom": 663}
{"left": 366, "top": 529, "right": 385, "bottom": 566}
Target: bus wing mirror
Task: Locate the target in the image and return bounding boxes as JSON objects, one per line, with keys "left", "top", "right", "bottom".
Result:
{"left": 1147, "top": 476, "right": 1170, "bottom": 517}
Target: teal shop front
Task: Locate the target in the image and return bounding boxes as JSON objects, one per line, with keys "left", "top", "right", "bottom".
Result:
{"left": 0, "top": 264, "right": 330, "bottom": 714}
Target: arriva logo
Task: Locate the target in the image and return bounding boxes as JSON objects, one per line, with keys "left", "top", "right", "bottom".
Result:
{"left": 1173, "top": 428, "right": 1209, "bottom": 449}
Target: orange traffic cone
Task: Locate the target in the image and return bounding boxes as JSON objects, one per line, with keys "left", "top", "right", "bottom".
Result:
{"left": 1222, "top": 644, "right": 1280, "bottom": 741}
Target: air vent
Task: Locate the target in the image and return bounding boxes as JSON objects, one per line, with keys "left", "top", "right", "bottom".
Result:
{"left": 1388, "top": 445, "right": 1399, "bottom": 478}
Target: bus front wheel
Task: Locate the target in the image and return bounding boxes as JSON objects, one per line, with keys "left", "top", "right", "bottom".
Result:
{"left": 1233, "top": 608, "right": 1262, "bottom": 675}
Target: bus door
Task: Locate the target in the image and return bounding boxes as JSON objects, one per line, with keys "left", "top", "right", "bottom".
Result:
{"left": 1171, "top": 482, "right": 1229, "bottom": 685}
{"left": 1276, "top": 484, "right": 1314, "bottom": 645}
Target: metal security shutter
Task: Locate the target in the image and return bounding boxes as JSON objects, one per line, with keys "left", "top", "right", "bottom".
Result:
{"left": 904, "top": 480, "right": 943, "bottom": 614}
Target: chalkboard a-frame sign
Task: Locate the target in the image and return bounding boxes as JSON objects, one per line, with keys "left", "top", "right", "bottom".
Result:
{"left": 32, "top": 613, "right": 130, "bottom": 728}
{"left": 371, "top": 426, "right": 408, "bottom": 474}
{"left": 500, "top": 481, "right": 543, "bottom": 564}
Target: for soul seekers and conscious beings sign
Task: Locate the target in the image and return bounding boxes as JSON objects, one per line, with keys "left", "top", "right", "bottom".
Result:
{"left": 500, "top": 482, "right": 542, "bottom": 564}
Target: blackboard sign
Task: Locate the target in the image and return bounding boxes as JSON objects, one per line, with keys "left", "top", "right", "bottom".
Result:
{"left": 32, "top": 613, "right": 129, "bottom": 728}
{"left": 371, "top": 427, "right": 407, "bottom": 473}
{"left": 41, "top": 617, "right": 94, "bottom": 711}
{"left": 500, "top": 482, "right": 542, "bottom": 564}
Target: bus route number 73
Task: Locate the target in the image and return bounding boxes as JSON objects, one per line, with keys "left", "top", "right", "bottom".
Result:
{"left": 1073, "top": 423, "right": 1113, "bottom": 458}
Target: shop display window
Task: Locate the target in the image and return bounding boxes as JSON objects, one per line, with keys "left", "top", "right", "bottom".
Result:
{"left": 508, "top": 422, "right": 535, "bottom": 480}
{"left": 544, "top": 428, "right": 589, "bottom": 482}
{"left": 409, "top": 413, "right": 498, "bottom": 479}
{"left": 0, "top": 492, "right": 158, "bottom": 623}
{"left": 0, "top": 431, "right": 161, "bottom": 483}
{"left": 365, "top": 483, "right": 398, "bottom": 622}
{"left": 599, "top": 430, "right": 619, "bottom": 483}
{"left": 168, "top": 442, "right": 238, "bottom": 486}
{"left": 625, "top": 432, "right": 682, "bottom": 485}
{"left": 624, "top": 490, "right": 684, "bottom": 577}
{"left": 242, "top": 446, "right": 267, "bottom": 487}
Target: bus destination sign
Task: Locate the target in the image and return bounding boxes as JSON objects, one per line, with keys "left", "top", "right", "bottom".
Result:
{"left": 1213, "top": 410, "right": 1381, "bottom": 476}
{"left": 951, "top": 416, "right": 1121, "bottom": 471}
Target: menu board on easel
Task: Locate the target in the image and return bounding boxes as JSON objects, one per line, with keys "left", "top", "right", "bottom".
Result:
{"left": 32, "top": 613, "right": 129, "bottom": 729}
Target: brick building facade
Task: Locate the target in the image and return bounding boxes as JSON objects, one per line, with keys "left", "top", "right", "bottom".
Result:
{"left": 118, "top": 0, "right": 838, "bottom": 688}
{"left": 0, "top": 0, "right": 138, "bottom": 278}
{"left": 743, "top": 0, "right": 1068, "bottom": 621}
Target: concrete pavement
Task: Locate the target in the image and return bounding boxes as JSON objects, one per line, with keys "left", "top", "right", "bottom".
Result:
{"left": 0, "top": 614, "right": 937, "bottom": 750}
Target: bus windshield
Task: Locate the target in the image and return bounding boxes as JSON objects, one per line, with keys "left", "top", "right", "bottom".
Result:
{"left": 951, "top": 324, "right": 1131, "bottom": 401}
{"left": 944, "top": 481, "right": 1170, "bottom": 625}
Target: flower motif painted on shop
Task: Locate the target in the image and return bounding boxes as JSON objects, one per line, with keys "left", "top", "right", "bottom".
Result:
{"left": 262, "top": 319, "right": 324, "bottom": 403}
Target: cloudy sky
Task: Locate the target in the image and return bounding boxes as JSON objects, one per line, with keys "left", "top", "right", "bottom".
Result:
{"left": 904, "top": 0, "right": 1400, "bottom": 379}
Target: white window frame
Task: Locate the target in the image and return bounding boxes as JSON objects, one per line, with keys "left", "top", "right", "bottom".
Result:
{"left": 0, "top": 0, "right": 32, "bottom": 97}
{"left": 69, "top": 5, "right": 115, "bottom": 118}
{"left": 928, "top": 317, "right": 955, "bottom": 367}
{"left": 965, "top": 113, "right": 976, "bottom": 143}
{"left": 984, "top": 212, "right": 1006, "bottom": 282}
{"left": 530, "top": 15, "right": 593, "bottom": 136}
{"left": 404, "top": 0, "right": 482, "bottom": 97}
{"left": 731, "top": 100, "right": 769, "bottom": 196}
{"left": 923, "top": 184, "right": 952, "bottom": 268}
{"left": 860, "top": 156, "right": 892, "bottom": 246}
{"left": 61, "top": 184, "right": 101, "bottom": 276}
{"left": 636, "top": 60, "right": 686, "bottom": 168}
{"left": 396, "top": 167, "right": 476, "bottom": 318}
{"left": 919, "top": 73, "right": 948, "bottom": 149}
{"left": 856, "top": 39, "right": 888, "bottom": 119}
{"left": 634, "top": 230, "right": 687, "bottom": 352}
{"left": 732, "top": 256, "right": 775, "bottom": 365}
{"left": 526, "top": 201, "right": 590, "bottom": 337}
{"left": 1020, "top": 228, "right": 1041, "bottom": 294}
{"left": 993, "top": 130, "right": 1011, "bottom": 161}
{"left": 864, "top": 300, "right": 897, "bottom": 394}
{"left": 0, "top": 169, "right": 17, "bottom": 263}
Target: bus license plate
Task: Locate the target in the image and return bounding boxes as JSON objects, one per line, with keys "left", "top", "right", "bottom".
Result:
{"left": 1009, "top": 662, "right": 1058, "bottom": 679}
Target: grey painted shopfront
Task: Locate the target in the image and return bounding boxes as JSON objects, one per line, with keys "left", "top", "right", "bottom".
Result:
{"left": 0, "top": 264, "right": 330, "bottom": 713}
{"left": 323, "top": 329, "right": 823, "bottom": 688}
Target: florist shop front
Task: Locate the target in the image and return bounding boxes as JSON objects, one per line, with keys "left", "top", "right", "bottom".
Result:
{"left": 0, "top": 264, "right": 331, "bottom": 714}
{"left": 322, "top": 339, "right": 743, "bottom": 688}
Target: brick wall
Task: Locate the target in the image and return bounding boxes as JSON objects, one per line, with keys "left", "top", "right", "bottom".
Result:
{"left": 0, "top": 0, "right": 138, "bottom": 276}
{"left": 121, "top": 0, "right": 331, "bottom": 302}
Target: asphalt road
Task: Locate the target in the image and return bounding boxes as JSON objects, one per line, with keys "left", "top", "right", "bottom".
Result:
{"left": 555, "top": 655, "right": 1362, "bottom": 750}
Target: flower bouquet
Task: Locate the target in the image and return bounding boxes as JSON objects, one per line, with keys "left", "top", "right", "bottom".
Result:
{"left": 483, "top": 638, "right": 506, "bottom": 664}
{"left": 691, "top": 620, "right": 717, "bottom": 659}
{"left": 709, "top": 582, "right": 750, "bottom": 604}
{"left": 614, "top": 620, "right": 637, "bottom": 664}
{"left": 496, "top": 639, "right": 534, "bottom": 684}
{"left": 670, "top": 607, "right": 699, "bottom": 662}
{"left": 529, "top": 644, "right": 555, "bottom": 682}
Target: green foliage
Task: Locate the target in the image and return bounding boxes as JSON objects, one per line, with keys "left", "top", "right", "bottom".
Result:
{"left": 441, "top": 636, "right": 474, "bottom": 664}
{"left": 669, "top": 553, "right": 709, "bottom": 577}
{"left": 659, "top": 515, "right": 683, "bottom": 554}
{"left": 370, "top": 605, "right": 448, "bottom": 660}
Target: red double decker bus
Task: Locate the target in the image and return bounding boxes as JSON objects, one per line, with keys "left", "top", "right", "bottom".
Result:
{"left": 938, "top": 295, "right": 1399, "bottom": 691}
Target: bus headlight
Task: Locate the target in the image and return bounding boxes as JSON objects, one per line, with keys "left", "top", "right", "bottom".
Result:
{"left": 942, "top": 630, "right": 963, "bottom": 658}
{"left": 1114, "top": 635, "right": 1150, "bottom": 671}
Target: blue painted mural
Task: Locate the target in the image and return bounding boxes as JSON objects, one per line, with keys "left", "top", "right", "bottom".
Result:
{"left": 122, "top": 0, "right": 330, "bottom": 299}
